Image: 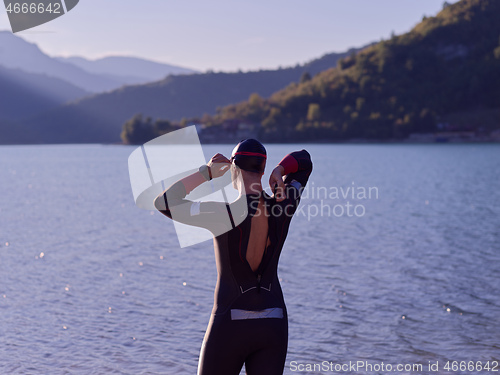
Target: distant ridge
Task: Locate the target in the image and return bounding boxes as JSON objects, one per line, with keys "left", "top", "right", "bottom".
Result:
{"left": 56, "top": 55, "right": 198, "bottom": 86}
{"left": 0, "top": 64, "right": 88, "bottom": 121}
{"left": 11, "top": 43, "right": 370, "bottom": 144}
{"left": 0, "top": 31, "right": 119, "bottom": 93}
{"left": 0, "top": 31, "right": 197, "bottom": 93}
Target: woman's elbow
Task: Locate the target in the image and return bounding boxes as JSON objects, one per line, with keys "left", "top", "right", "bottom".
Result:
{"left": 299, "top": 149, "right": 313, "bottom": 173}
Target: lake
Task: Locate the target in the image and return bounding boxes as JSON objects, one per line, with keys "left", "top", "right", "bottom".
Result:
{"left": 0, "top": 143, "right": 499, "bottom": 374}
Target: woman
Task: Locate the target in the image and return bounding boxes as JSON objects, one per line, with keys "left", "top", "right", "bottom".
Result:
{"left": 154, "top": 139, "right": 312, "bottom": 375}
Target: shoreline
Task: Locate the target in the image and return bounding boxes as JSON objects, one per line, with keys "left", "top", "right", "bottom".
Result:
{"left": 1, "top": 139, "right": 500, "bottom": 147}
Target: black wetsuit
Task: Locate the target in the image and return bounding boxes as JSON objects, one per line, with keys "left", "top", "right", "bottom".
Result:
{"left": 156, "top": 150, "right": 312, "bottom": 375}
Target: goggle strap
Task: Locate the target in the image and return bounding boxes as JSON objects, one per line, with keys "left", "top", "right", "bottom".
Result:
{"left": 233, "top": 151, "right": 267, "bottom": 159}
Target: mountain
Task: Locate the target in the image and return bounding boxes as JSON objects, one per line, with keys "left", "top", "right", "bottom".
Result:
{"left": 10, "top": 45, "right": 369, "bottom": 144}
{"left": 184, "top": 0, "right": 500, "bottom": 142}
{"left": 0, "top": 31, "right": 135, "bottom": 93}
{"left": 0, "top": 64, "right": 88, "bottom": 122}
{"left": 57, "top": 56, "right": 198, "bottom": 85}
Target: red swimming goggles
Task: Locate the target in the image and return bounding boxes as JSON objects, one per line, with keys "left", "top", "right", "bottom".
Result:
{"left": 231, "top": 151, "right": 267, "bottom": 160}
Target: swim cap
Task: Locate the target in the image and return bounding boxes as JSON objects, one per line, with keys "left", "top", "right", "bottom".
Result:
{"left": 231, "top": 139, "right": 267, "bottom": 174}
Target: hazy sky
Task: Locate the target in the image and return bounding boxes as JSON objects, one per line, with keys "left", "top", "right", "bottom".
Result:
{"left": 0, "top": 0, "right": 459, "bottom": 72}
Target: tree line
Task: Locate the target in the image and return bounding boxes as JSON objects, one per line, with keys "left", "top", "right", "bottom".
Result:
{"left": 122, "top": 0, "right": 500, "bottom": 144}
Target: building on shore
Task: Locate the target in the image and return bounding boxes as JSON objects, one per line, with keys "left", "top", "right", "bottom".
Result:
{"left": 407, "top": 130, "right": 500, "bottom": 143}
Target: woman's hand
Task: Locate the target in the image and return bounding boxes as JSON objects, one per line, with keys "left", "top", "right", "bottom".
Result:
{"left": 269, "top": 165, "right": 286, "bottom": 202}
{"left": 207, "top": 153, "right": 231, "bottom": 179}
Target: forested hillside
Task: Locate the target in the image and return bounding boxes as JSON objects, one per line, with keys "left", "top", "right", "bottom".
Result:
{"left": 153, "top": 0, "right": 500, "bottom": 142}
{"left": 11, "top": 46, "right": 365, "bottom": 144}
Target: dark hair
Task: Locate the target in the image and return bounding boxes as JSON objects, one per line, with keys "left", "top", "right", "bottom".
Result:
{"left": 231, "top": 139, "right": 266, "bottom": 174}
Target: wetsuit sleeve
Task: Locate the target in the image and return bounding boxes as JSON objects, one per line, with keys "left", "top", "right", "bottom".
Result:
{"left": 278, "top": 149, "right": 313, "bottom": 211}
{"left": 154, "top": 171, "right": 228, "bottom": 232}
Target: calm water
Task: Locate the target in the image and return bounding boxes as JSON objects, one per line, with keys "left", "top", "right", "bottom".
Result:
{"left": 0, "top": 144, "right": 499, "bottom": 374}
